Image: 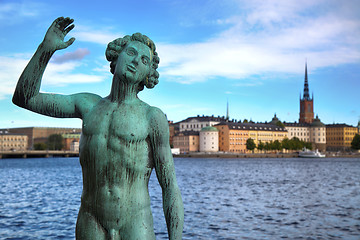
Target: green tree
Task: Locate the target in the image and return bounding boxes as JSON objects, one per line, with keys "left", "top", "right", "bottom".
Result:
{"left": 243, "top": 119, "right": 249, "bottom": 123}
{"left": 303, "top": 141, "right": 312, "bottom": 150}
{"left": 273, "top": 140, "right": 282, "bottom": 151}
{"left": 351, "top": 134, "right": 360, "bottom": 150}
{"left": 282, "top": 138, "right": 291, "bottom": 150}
{"left": 47, "top": 134, "right": 64, "bottom": 150}
{"left": 246, "top": 138, "right": 256, "bottom": 152}
{"left": 34, "top": 142, "right": 47, "bottom": 150}
{"left": 257, "top": 141, "right": 265, "bottom": 151}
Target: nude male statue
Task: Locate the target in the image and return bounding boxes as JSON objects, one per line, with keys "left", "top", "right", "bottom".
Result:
{"left": 12, "top": 17, "right": 184, "bottom": 240}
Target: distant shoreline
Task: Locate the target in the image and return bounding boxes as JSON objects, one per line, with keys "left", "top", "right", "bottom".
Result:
{"left": 174, "top": 152, "right": 360, "bottom": 159}
{"left": 0, "top": 150, "right": 359, "bottom": 159}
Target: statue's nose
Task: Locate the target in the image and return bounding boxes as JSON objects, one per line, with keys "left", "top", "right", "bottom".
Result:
{"left": 132, "top": 55, "right": 140, "bottom": 66}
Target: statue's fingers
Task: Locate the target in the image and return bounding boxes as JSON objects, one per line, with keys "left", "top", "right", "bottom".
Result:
{"left": 64, "top": 24, "right": 75, "bottom": 35}
{"left": 51, "top": 17, "right": 63, "bottom": 28}
{"left": 58, "top": 17, "right": 72, "bottom": 30}
{"left": 65, "top": 37, "right": 75, "bottom": 47}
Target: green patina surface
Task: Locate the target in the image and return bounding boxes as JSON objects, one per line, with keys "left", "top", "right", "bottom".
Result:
{"left": 13, "top": 17, "right": 184, "bottom": 240}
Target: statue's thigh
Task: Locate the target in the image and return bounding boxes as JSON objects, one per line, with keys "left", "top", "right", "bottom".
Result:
{"left": 121, "top": 214, "right": 156, "bottom": 240}
{"left": 76, "top": 207, "right": 106, "bottom": 240}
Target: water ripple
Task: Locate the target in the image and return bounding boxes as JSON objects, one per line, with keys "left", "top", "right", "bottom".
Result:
{"left": 0, "top": 157, "right": 359, "bottom": 239}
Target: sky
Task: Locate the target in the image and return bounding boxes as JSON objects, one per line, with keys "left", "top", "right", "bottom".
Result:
{"left": 0, "top": 0, "right": 359, "bottom": 129}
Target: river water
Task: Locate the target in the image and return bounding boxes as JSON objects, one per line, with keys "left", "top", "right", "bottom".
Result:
{"left": 0, "top": 157, "right": 359, "bottom": 239}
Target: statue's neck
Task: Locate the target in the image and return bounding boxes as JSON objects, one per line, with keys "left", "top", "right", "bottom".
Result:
{"left": 109, "top": 77, "right": 139, "bottom": 102}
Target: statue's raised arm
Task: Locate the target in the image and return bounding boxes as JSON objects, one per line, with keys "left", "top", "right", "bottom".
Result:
{"left": 12, "top": 17, "right": 100, "bottom": 119}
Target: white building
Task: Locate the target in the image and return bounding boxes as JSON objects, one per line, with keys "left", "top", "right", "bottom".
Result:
{"left": 179, "top": 115, "right": 227, "bottom": 132}
{"left": 199, "top": 126, "right": 219, "bottom": 152}
{"left": 283, "top": 115, "right": 326, "bottom": 151}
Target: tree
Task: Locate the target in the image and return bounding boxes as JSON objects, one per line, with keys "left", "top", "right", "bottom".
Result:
{"left": 34, "top": 142, "right": 47, "bottom": 150}
{"left": 47, "top": 134, "right": 64, "bottom": 150}
{"left": 246, "top": 138, "right": 256, "bottom": 152}
{"left": 243, "top": 119, "right": 249, "bottom": 123}
{"left": 257, "top": 141, "right": 265, "bottom": 151}
{"left": 282, "top": 138, "right": 291, "bottom": 150}
{"left": 273, "top": 140, "right": 282, "bottom": 151}
{"left": 351, "top": 134, "right": 360, "bottom": 150}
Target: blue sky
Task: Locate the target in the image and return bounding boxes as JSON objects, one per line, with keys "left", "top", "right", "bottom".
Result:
{"left": 0, "top": 0, "right": 359, "bottom": 128}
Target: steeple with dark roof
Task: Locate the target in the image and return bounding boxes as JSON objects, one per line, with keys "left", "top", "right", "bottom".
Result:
{"left": 302, "top": 61, "right": 311, "bottom": 101}
{"left": 299, "top": 61, "right": 314, "bottom": 124}
{"left": 226, "top": 100, "right": 229, "bottom": 121}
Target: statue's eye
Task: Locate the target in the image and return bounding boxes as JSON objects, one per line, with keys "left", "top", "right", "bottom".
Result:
{"left": 126, "top": 48, "right": 136, "bottom": 56}
{"left": 142, "top": 56, "right": 149, "bottom": 65}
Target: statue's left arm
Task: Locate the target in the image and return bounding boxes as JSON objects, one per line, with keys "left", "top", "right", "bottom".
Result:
{"left": 150, "top": 107, "right": 184, "bottom": 240}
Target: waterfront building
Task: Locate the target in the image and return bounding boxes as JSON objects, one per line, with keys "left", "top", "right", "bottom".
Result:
{"left": 215, "top": 122, "right": 287, "bottom": 153}
{"left": 199, "top": 126, "right": 219, "bottom": 152}
{"left": 179, "top": 115, "right": 227, "bottom": 132}
{"left": 326, "top": 124, "right": 358, "bottom": 151}
{"left": 62, "top": 132, "right": 81, "bottom": 151}
{"left": 168, "top": 121, "right": 179, "bottom": 147}
{"left": 0, "top": 127, "right": 81, "bottom": 150}
{"left": 173, "top": 131, "right": 199, "bottom": 153}
{"left": 279, "top": 114, "right": 326, "bottom": 151}
{"left": 70, "top": 140, "right": 79, "bottom": 152}
{"left": 299, "top": 62, "right": 314, "bottom": 124}
{"left": 0, "top": 131, "right": 28, "bottom": 151}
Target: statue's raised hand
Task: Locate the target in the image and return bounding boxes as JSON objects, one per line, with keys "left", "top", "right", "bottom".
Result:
{"left": 43, "top": 17, "right": 75, "bottom": 51}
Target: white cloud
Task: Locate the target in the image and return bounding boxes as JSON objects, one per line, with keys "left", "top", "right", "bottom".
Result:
{"left": 0, "top": 55, "right": 106, "bottom": 99}
{"left": 157, "top": 0, "right": 360, "bottom": 84}
{"left": 73, "top": 25, "right": 123, "bottom": 45}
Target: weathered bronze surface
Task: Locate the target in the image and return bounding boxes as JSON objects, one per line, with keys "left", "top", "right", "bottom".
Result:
{"left": 13, "top": 17, "right": 184, "bottom": 240}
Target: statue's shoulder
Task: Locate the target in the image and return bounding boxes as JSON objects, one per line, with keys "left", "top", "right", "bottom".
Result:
{"left": 147, "top": 105, "right": 168, "bottom": 131}
{"left": 73, "top": 92, "right": 102, "bottom": 115}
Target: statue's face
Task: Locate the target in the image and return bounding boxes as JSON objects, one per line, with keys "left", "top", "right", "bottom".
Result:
{"left": 115, "top": 41, "right": 152, "bottom": 85}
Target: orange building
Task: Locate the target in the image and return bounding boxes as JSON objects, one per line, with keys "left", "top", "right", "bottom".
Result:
{"left": 326, "top": 124, "right": 358, "bottom": 151}
{"left": 215, "top": 122, "right": 249, "bottom": 153}
{"left": 173, "top": 131, "right": 199, "bottom": 153}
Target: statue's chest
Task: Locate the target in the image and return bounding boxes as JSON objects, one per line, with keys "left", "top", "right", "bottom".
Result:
{"left": 83, "top": 102, "right": 149, "bottom": 143}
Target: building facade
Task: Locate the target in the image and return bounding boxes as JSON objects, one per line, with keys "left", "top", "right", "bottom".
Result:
{"left": 173, "top": 131, "right": 199, "bottom": 153}
{"left": 179, "top": 115, "right": 226, "bottom": 132}
{"left": 199, "top": 126, "right": 219, "bottom": 152}
{"left": 62, "top": 132, "right": 81, "bottom": 151}
{"left": 0, "top": 127, "right": 81, "bottom": 150}
{"left": 215, "top": 122, "right": 287, "bottom": 153}
{"left": 0, "top": 132, "right": 28, "bottom": 151}
{"left": 326, "top": 124, "right": 358, "bottom": 151}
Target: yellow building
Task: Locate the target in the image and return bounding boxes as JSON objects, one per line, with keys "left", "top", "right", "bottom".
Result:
{"left": 326, "top": 124, "right": 358, "bottom": 151}
{"left": 173, "top": 131, "right": 199, "bottom": 153}
{"left": 215, "top": 122, "right": 287, "bottom": 153}
{"left": 0, "top": 132, "right": 28, "bottom": 151}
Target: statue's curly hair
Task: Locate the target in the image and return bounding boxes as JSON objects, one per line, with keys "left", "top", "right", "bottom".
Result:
{"left": 105, "top": 33, "right": 160, "bottom": 92}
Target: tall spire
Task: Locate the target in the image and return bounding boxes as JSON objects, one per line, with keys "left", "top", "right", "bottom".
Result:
{"left": 303, "top": 61, "right": 310, "bottom": 100}
{"left": 226, "top": 99, "right": 229, "bottom": 121}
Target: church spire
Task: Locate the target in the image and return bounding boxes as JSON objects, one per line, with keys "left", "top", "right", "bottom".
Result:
{"left": 226, "top": 99, "right": 229, "bottom": 121}
{"left": 303, "top": 61, "right": 310, "bottom": 100}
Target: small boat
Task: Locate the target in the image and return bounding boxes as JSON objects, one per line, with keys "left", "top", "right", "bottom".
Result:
{"left": 299, "top": 148, "right": 325, "bottom": 158}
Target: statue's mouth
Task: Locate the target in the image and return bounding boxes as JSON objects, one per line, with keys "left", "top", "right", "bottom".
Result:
{"left": 127, "top": 65, "right": 137, "bottom": 73}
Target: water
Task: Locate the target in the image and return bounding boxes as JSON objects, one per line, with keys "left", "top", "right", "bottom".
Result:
{"left": 0, "top": 157, "right": 359, "bottom": 240}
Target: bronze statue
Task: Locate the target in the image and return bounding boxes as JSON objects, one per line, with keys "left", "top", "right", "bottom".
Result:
{"left": 13, "top": 17, "right": 184, "bottom": 240}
